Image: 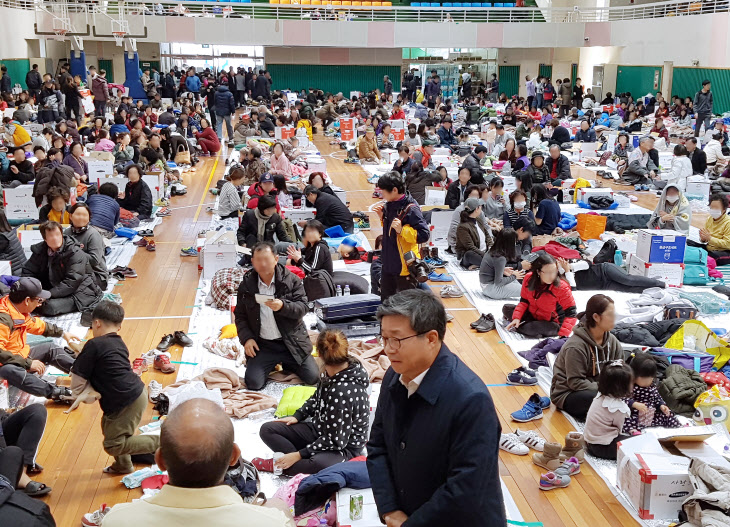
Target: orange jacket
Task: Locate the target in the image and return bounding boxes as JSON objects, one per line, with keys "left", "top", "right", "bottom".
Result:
{"left": 0, "top": 295, "right": 63, "bottom": 369}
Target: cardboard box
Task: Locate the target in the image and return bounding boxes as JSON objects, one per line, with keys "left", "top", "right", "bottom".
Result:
{"left": 577, "top": 187, "right": 614, "bottom": 205}
{"left": 628, "top": 253, "right": 684, "bottom": 287}
{"left": 281, "top": 207, "right": 315, "bottom": 223}
{"left": 392, "top": 129, "right": 405, "bottom": 141}
{"left": 18, "top": 229, "right": 43, "bottom": 258}
{"left": 424, "top": 186, "right": 446, "bottom": 206}
{"left": 339, "top": 118, "right": 355, "bottom": 131}
{"left": 381, "top": 150, "right": 399, "bottom": 164}
{"left": 387, "top": 119, "right": 405, "bottom": 130}
{"left": 341, "top": 129, "right": 354, "bottom": 142}
{"left": 636, "top": 229, "right": 687, "bottom": 264}
{"left": 433, "top": 147, "right": 451, "bottom": 156}
{"left": 617, "top": 426, "right": 729, "bottom": 521}
{"left": 429, "top": 209, "right": 453, "bottom": 246}
{"left": 685, "top": 180, "right": 711, "bottom": 201}
{"left": 274, "top": 126, "right": 295, "bottom": 139}
{"left": 86, "top": 151, "right": 115, "bottom": 183}
{"left": 4, "top": 185, "right": 38, "bottom": 221}
{"left": 201, "top": 231, "right": 237, "bottom": 279}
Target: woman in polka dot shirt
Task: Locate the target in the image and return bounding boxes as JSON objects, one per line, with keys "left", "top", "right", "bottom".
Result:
{"left": 256, "top": 330, "right": 370, "bottom": 476}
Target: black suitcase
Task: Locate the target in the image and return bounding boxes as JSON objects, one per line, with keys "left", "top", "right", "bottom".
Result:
{"left": 313, "top": 294, "right": 381, "bottom": 322}
{"left": 316, "top": 316, "right": 381, "bottom": 338}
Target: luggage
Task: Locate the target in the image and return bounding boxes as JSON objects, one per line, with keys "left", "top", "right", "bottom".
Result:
{"left": 313, "top": 294, "right": 381, "bottom": 322}
{"left": 649, "top": 347, "right": 715, "bottom": 373}
{"left": 315, "top": 316, "right": 380, "bottom": 338}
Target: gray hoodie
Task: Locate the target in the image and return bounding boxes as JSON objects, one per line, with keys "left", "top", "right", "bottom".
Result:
{"left": 648, "top": 183, "right": 692, "bottom": 235}
{"left": 550, "top": 324, "right": 623, "bottom": 409}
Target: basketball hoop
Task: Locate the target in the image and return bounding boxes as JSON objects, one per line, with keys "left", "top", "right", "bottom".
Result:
{"left": 113, "top": 31, "right": 127, "bottom": 46}
{"left": 52, "top": 29, "right": 69, "bottom": 40}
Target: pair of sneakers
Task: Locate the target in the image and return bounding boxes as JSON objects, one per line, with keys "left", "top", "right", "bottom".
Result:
{"left": 507, "top": 366, "right": 538, "bottom": 386}
{"left": 539, "top": 457, "right": 581, "bottom": 491}
{"left": 499, "top": 429, "right": 547, "bottom": 456}
{"left": 470, "top": 313, "right": 495, "bottom": 333}
{"left": 511, "top": 393, "right": 551, "bottom": 423}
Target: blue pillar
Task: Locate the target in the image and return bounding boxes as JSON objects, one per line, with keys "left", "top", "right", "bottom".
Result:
{"left": 69, "top": 50, "right": 86, "bottom": 79}
{"left": 124, "top": 52, "right": 147, "bottom": 102}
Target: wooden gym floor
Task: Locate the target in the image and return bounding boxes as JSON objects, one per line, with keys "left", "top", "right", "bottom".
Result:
{"left": 37, "top": 136, "right": 703, "bottom": 526}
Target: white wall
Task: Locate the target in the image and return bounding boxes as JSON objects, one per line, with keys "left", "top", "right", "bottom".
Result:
{"left": 0, "top": 7, "right": 40, "bottom": 58}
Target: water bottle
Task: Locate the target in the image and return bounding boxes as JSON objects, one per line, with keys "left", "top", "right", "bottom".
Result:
{"left": 614, "top": 249, "right": 623, "bottom": 268}
{"left": 336, "top": 285, "right": 342, "bottom": 297}
{"left": 344, "top": 285, "right": 350, "bottom": 296}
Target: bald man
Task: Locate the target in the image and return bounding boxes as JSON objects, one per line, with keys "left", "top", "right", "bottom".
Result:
{"left": 102, "top": 399, "right": 290, "bottom": 526}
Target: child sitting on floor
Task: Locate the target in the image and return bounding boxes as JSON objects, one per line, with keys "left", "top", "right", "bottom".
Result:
{"left": 70, "top": 300, "right": 160, "bottom": 474}
{"left": 622, "top": 354, "right": 681, "bottom": 435}
{"left": 583, "top": 360, "right": 633, "bottom": 460}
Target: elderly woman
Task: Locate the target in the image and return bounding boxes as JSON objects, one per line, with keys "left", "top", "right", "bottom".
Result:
{"left": 357, "top": 126, "right": 381, "bottom": 164}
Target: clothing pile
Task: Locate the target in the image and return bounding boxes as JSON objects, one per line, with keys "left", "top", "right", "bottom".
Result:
{"left": 347, "top": 340, "right": 391, "bottom": 383}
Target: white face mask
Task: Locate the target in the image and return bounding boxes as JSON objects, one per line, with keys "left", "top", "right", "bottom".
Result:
{"left": 710, "top": 209, "right": 725, "bottom": 219}
{"left": 665, "top": 195, "right": 679, "bottom": 204}
{"left": 514, "top": 201, "right": 526, "bottom": 210}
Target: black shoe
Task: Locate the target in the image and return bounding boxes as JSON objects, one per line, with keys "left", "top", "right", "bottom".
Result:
{"left": 111, "top": 272, "right": 126, "bottom": 281}
{"left": 713, "top": 285, "right": 730, "bottom": 299}
{"left": 26, "top": 463, "right": 43, "bottom": 475}
{"left": 131, "top": 453, "right": 156, "bottom": 465}
{"left": 173, "top": 331, "right": 193, "bottom": 347}
{"left": 475, "top": 314, "right": 496, "bottom": 333}
{"left": 157, "top": 334, "right": 175, "bottom": 352}
{"left": 470, "top": 314, "right": 488, "bottom": 329}
{"left": 49, "top": 386, "right": 72, "bottom": 402}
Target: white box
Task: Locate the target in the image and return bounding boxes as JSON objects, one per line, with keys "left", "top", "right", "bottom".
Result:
{"left": 101, "top": 177, "right": 129, "bottom": 194}
{"left": 337, "top": 487, "right": 381, "bottom": 527}
{"left": 334, "top": 189, "right": 347, "bottom": 205}
{"left": 0, "top": 261, "right": 11, "bottom": 276}
{"left": 636, "top": 229, "right": 687, "bottom": 264}
{"left": 4, "top": 185, "right": 38, "bottom": 221}
{"left": 387, "top": 119, "right": 405, "bottom": 130}
{"left": 577, "top": 187, "right": 614, "bottom": 205}
{"left": 201, "top": 231, "right": 237, "bottom": 279}
{"left": 433, "top": 147, "right": 451, "bottom": 156}
{"left": 381, "top": 149, "right": 399, "bottom": 164}
{"left": 628, "top": 253, "right": 684, "bottom": 287}
{"left": 281, "top": 207, "right": 315, "bottom": 223}
{"left": 87, "top": 160, "right": 114, "bottom": 183}
{"left": 431, "top": 155, "right": 458, "bottom": 168}
{"left": 686, "top": 180, "right": 711, "bottom": 201}
{"left": 617, "top": 427, "right": 729, "bottom": 521}
{"left": 143, "top": 173, "right": 165, "bottom": 202}
{"left": 424, "top": 186, "right": 446, "bottom": 206}
{"left": 18, "top": 229, "right": 43, "bottom": 258}
{"left": 429, "top": 209, "right": 453, "bottom": 245}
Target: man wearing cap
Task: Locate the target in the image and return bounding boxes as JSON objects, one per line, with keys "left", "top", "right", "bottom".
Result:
{"left": 461, "top": 145, "right": 488, "bottom": 184}
{"left": 246, "top": 173, "right": 279, "bottom": 212}
{"left": 302, "top": 185, "right": 354, "bottom": 234}
{"left": 436, "top": 118, "right": 458, "bottom": 149}
{"left": 411, "top": 139, "right": 436, "bottom": 171}
{"left": 0, "top": 277, "right": 79, "bottom": 401}
{"left": 358, "top": 127, "right": 381, "bottom": 164}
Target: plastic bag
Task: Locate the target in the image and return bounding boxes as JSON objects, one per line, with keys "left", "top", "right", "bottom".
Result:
{"left": 693, "top": 385, "right": 730, "bottom": 431}
{"left": 166, "top": 381, "right": 225, "bottom": 413}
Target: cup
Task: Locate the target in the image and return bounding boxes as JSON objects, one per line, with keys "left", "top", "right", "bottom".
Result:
{"left": 272, "top": 452, "right": 284, "bottom": 476}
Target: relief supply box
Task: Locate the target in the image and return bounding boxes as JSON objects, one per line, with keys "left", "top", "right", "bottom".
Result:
{"left": 636, "top": 229, "right": 687, "bottom": 264}
{"left": 628, "top": 253, "right": 684, "bottom": 287}
{"left": 314, "top": 294, "right": 381, "bottom": 322}
{"left": 576, "top": 187, "right": 614, "bottom": 205}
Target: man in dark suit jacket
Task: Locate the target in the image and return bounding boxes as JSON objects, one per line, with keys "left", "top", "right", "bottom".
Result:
{"left": 686, "top": 137, "right": 708, "bottom": 174}
{"left": 367, "top": 290, "right": 506, "bottom": 527}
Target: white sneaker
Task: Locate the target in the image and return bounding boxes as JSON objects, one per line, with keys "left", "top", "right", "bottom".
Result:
{"left": 148, "top": 380, "right": 163, "bottom": 402}
{"left": 82, "top": 503, "right": 111, "bottom": 527}
{"left": 499, "top": 433, "right": 529, "bottom": 455}
{"left": 515, "top": 429, "right": 546, "bottom": 452}
{"left": 142, "top": 350, "right": 170, "bottom": 366}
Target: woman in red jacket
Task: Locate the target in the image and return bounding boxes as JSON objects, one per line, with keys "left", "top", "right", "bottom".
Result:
{"left": 194, "top": 117, "right": 220, "bottom": 156}
{"left": 506, "top": 253, "right": 577, "bottom": 338}
{"left": 390, "top": 102, "right": 406, "bottom": 120}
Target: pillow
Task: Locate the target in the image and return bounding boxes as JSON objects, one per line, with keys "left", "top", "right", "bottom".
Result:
{"left": 219, "top": 323, "right": 238, "bottom": 340}
{"left": 274, "top": 386, "right": 317, "bottom": 418}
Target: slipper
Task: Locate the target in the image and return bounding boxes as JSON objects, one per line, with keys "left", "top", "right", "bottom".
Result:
{"left": 251, "top": 457, "right": 274, "bottom": 473}
{"left": 23, "top": 480, "right": 51, "bottom": 497}
{"left": 102, "top": 465, "right": 134, "bottom": 474}
{"left": 26, "top": 463, "right": 43, "bottom": 475}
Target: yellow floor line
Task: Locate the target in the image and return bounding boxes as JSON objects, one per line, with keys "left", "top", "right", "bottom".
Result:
{"left": 193, "top": 155, "right": 220, "bottom": 222}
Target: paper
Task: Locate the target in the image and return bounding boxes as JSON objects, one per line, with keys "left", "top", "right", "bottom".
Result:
{"left": 4, "top": 185, "right": 38, "bottom": 220}
{"left": 255, "top": 294, "right": 274, "bottom": 304}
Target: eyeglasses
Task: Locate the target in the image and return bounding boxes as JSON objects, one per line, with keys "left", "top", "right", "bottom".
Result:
{"left": 32, "top": 297, "right": 44, "bottom": 305}
{"left": 377, "top": 332, "right": 428, "bottom": 350}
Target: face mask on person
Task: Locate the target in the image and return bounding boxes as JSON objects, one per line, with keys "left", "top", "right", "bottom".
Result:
{"left": 514, "top": 201, "right": 526, "bottom": 210}
{"left": 710, "top": 209, "right": 725, "bottom": 219}
{"left": 665, "top": 195, "right": 679, "bottom": 204}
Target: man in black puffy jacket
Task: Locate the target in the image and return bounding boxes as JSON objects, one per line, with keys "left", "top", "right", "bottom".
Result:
{"left": 25, "top": 64, "right": 42, "bottom": 101}
{"left": 213, "top": 84, "right": 236, "bottom": 146}
{"left": 302, "top": 186, "right": 354, "bottom": 234}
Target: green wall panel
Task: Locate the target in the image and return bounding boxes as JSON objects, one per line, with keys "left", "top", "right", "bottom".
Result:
{"left": 672, "top": 68, "right": 730, "bottom": 114}
{"left": 616, "top": 65, "right": 662, "bottom": 99}
{"left": 0, "top": 59, "right": 30, "bottom": 90}
{"left": 499, "top": 65, "right": 519, "bottom": 98}
{"left": 571, "top": 63, "right": 578, "bottom": 87}
{"left": 539, "top": 64, "right": 553, "bottom": 80}
{"left": 267, "top": 65, "right": 401, "bottom": 95}
{"left": 98, "top": 60, "right": 114, "bottom": 83}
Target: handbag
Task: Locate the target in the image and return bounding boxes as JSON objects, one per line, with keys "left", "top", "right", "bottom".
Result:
{"left": 663, "top": 299, "right": 699, "bottom": 320}
{"left": 174, "top": 143, "right": 191, "bottom": 165}
{"left": 649, "top": 347, "right": 714, "bottom": 373}
{"left": 225, "top": 456, "right": 266, "bottom": 504}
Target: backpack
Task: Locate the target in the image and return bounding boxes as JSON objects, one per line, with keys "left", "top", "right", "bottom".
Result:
{"left": 303, "top": 269, "right": 336, "bottom": 302}
{"left": 684, "top": 246, "right": 709, "bottom": 286}
{"left": 280, "top": 218, "right": 301, "bottom": 243}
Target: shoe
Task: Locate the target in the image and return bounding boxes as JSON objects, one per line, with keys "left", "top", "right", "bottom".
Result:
{"left": 111, "top": 266, "right": 137, "bottom": 278}
{"left": 428, "top": 271, "right": 452, "bottom": 282}
{"left": 555, "top": 456, "right": 581, "bottom": 477}
{"left": 425, "top": 256, "right": 446, "bottom": 268}
{"left": 539, "top": 471, "right": 571, "bottom": 491}
{"left": 538, "top": 395, "right": 551, "bottom": 409}
{"left": 532, "top": 441, "right": 563, "bottom": 471}
{"left": 141, "top": 349, "right": 159, "bottom": 366}
{"left": 251, "top": 457, "right": 274, "bottom": 472}
{"left": 642, "top": 184, "right": 650, "bottom": 191}
{"left": 559, "top": 432, "right": 586, "bottom": 464}
{"left": 156, "top": 207, "right": 171, "bottom": 217}
{"left": 470, "top": 314, "right": 489, "bottom": 328}
{"left": 516, "top": 365, "right": 537, "bottom": 377}
{"left": 154, "top": 354, "right": 176, "bottom": 374}
{"left": 146, "top": 240, "right": 156, "bottom": 251}
{"left": 49, "top": 385, "right": 72, "bottom": 402}
{"left": 111, "top": 272, "right": 126, "bottom": 281}
{"left": 440, "top": 285, "right": 464, "bottom": 298}
{"left": 445, "top": 312, "right": 454, "bottom": 323}
{"left": 209, "top": 188, "right": 219, "bottom": 195}
{"left": 511, "top": 393, "right": 544, "bottom": 422}
{"left": 132, "top": 357, "right": 148, "bottom": 376}
{"left": 148, "top": 380, "right": 162, "bottom": 402}
{"left": 507, "top": 369, "right": 538, "bottom": 386}
{"left": 180, "top": 246, "right": 198, "bottom": 257}
{"left": 82, "top": 504, "right": 111, "bottom": 527}
{"left": 634, "top": 184, "right": 641, "bottom": 191}
{"left": 474, "top": 313, "right": 496, "bottom": 333}
{"left": 155, "top": 198, "right": 170, "bottom": 207}
{"left": 514, "top": 429, "right": 546, "bottom": 452}
{"left": 26, "top": 463, "right": 43, "bottom": 475}
{"left": 157, "top": 334, "right": 175, "bottom": 351}
{"left": 133, "top": 237, "right": 148, "bottom": 247}
{"left": 173, "top": 331, "right": 193, "bottom": 347}
{"left": 138, "top": 229, "right": 154, "bottom": 237}
{"left": 499, "top": 433, "right": 529, "bottom": 456}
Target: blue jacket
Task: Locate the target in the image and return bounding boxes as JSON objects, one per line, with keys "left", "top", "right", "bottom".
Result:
{"left": 367, "top": 344, "right": 506, "bottom": 526}
{"left": 185, "top": 75, "right": 201, "bottom": 93}
{"left": 294, "top": 461, "right": 369, "bottom": 516}
{"left": 380, "top": 193, "right": 429, "bottom": 276}
{"left": 86, "top": 193, "right": 120, "bottom": 232}
{"left": 213, "top": 85, "right": 236, "bottom": 116}
{"left": 436, "top": 126, "right": 457, "bottom": 146}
